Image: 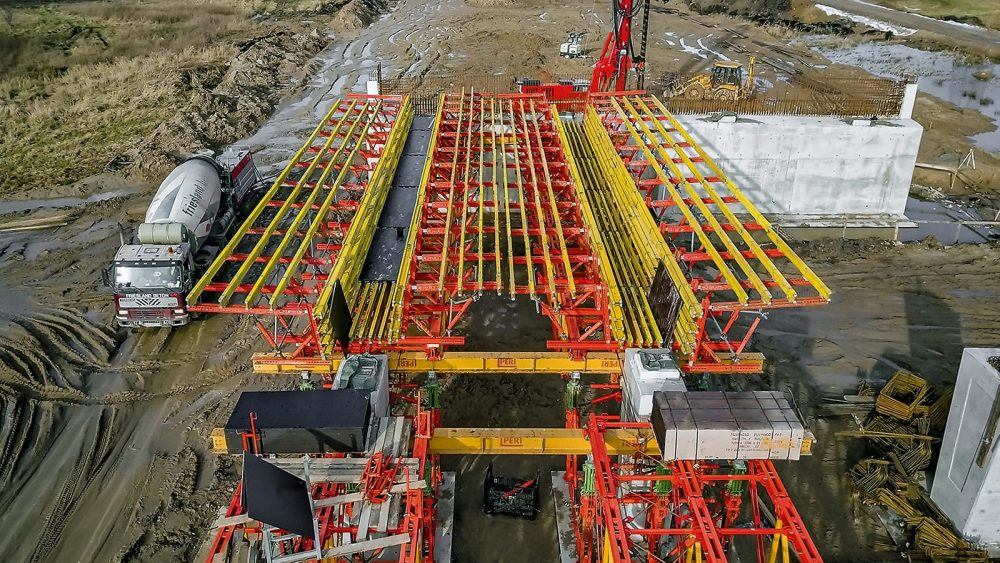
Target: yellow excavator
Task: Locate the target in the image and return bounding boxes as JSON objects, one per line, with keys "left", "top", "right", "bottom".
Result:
{"left": 664, "top": 56, "right": 756, "bottom": 101}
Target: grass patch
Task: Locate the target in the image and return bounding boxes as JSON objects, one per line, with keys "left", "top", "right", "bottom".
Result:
{"left": 0, "top": 45, "right": 236, "bottom": 192}
{"left": 0, "top": 0, "right": 263, "bottom": 193}
{"left": 869, "top": 0, "right": 1000, "bottom": 31}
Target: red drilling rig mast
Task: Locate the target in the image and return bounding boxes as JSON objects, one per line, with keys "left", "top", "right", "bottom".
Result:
{"left": 590, "top": 0, "right": 649, "bottom": 92}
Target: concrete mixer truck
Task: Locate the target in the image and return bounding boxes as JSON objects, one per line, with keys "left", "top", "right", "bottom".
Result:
{"left": 105, "top": 147, "right": 263, "bottom": 328}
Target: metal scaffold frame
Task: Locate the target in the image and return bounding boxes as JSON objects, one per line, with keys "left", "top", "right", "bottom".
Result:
{"left": 567, "top": 415, "right": 822, "bottom": 563}
{"left": 187, "top": 95, "right": 412, "bottom": 358}
{"left": 394, "top": 91, "right": 613, "bottom": 359}
{"left": 590, "top": 93, "right": 831, "bottom": 372}
{"left": 203, "top": 395, "right": 441, "bottom": 563}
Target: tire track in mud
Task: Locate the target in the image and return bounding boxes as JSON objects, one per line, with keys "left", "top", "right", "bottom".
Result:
{"left": 242, "top": 0, "right": 460, "bottom": 168}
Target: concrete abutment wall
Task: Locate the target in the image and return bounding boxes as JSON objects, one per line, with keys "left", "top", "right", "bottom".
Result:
{"left": 675, "top": 114, "right": 922, "bottom": 228}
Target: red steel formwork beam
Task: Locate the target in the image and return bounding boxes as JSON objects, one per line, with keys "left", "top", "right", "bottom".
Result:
{"left": 589, "top": 93, "right": 830, "bottom": 372}
{"left": 397, "top": 91, "right": 613, "bottom": 359}
{"left": 577, "top": 415, "right": 822, "bottom": 563}
{"left": 188, "top": 95, "right": 410, "bottom": 358}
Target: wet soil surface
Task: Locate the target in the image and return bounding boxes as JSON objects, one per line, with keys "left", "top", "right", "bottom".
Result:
{"left": 3, "top": 0, "right": 1000, "bottom": 561}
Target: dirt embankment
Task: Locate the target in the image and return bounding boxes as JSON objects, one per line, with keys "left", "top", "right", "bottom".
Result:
{"left": 0, "top": 0, "right": 366, "bottom": 199}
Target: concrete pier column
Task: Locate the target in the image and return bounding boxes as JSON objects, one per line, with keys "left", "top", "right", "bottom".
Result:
{"left": 899, "top": 82, "right": 918, "bottom": 119}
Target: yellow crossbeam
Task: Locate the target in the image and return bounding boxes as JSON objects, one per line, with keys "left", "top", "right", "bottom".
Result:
{"left": 623, "top": 97, "right": 772, "bottom": 303}
{"left": 252, "top": 350, "right": 624, "bottom": 375}
{"left": 266, "top": 100, "right": 383, "bottom": 308}
{"left": 187, "top": 99, "right": 351, "bottom": 306}
{"left": 429, "top": 427, "right": 659, "bottom": 456}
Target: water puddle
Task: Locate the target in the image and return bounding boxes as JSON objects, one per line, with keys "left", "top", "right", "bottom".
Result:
{"left": 900, "top": 196, "right": 998, "bottom": 244}
{"left": 0, "top": 189, "right": 133, "bottom": 215}
{"left": 804, "top": 41, "right": 1000, "bottom": 152}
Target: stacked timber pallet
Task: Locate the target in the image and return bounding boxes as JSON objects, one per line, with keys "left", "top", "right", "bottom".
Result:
{"left": 845, "top": 370, "right": 988, "bottom": 562}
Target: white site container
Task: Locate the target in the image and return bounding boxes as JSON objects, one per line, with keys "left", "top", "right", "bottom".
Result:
{"left": 931, "top": 348, "right": 1000, "bottom": 555}
{"left": 620, "top": 348, "right": 686, "bottom": 422}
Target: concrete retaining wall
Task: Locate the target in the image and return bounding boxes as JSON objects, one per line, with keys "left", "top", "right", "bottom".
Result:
{"left": 675, "top": 114, "right": 923, "bottom": 223}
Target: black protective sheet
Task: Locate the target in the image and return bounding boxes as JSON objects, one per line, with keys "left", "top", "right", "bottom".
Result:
{"left": 360, "top": 115, "right": 436, "bottom": 282}
{"left": 243, "top": 453, "right": 315, "bottom": 539}
{"left": 226, "top": 390, "right": 371, "bottom": 454}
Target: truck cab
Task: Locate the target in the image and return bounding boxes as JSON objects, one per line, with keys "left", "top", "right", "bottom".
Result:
{"left": 110, "top": 243, "right": 195, "bottom": 327}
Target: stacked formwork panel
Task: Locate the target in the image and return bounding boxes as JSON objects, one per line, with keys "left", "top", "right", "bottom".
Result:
{"left": 591, "top": 94, "right": 831, "bottom": 372}
{"left": 396, "top": 92, "right": 614, "bottom": 358}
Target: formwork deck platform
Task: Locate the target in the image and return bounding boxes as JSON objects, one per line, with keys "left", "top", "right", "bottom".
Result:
{"left": 386, "top": 91, "right": 613, "bottom": 358}
{"left": 187, "top": 91, "right": 829, "bottom": 373}
{"left": 590, "top": 94, "right": 831, "bottom": 370}
{"left": 187, "top": 95, "right": 412, "bottom": 357}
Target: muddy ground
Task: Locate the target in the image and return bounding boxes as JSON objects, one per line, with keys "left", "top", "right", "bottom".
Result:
{"left": 2, "top": 0, "right": 1000, "bottom": 561}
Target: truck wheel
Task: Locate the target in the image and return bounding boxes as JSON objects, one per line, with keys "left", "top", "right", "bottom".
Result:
{"left": 684, "top": 84, "right": 705, "bottom": 100}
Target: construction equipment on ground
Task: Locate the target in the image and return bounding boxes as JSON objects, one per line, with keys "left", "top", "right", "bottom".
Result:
{"left": 560, "top": 31, "right": 584, "bottom": 58}
{"left": 665, "top": 56, "right": 757, "bottom": 101}
{"left": 520, "top": 0, "right": 649, "bottom": 102}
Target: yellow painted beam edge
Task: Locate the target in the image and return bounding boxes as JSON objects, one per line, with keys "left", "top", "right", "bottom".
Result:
{"left": 428, "top": 427, "right": 659, "bottom": 456}
{"left": 188, "top": 98, "right": 347, "bottom": 305}
{"left": 252, "top": 350, "right": 624, "bottom": 375}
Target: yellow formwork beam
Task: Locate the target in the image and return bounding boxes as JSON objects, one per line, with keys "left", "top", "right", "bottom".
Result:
{"left": 428, "top": 427, "right": 659, "bottom": 456}
{"left": 529, "top": 98, "right": 576, "bottom": 298}
{"left": 319, "top": 98, "right": 413, "bottom": 316}
{"left": 647, "top": 96, "right": 832, "bottom": 302}
{"left": 552, "top": 114, "right": 628, "bottom": 344}
{"left": 437, "top": 90, "right": 468, "bottom": 296}
{"left": 187, "top": 99, "right": 352, "bottom": 306}
{"left": 269, "top": 100, "right": 386, "bottom": 308}
{"left": 622, "top": 97, "right": 774, "bottom": 304}
{"left": 609, "top": 96, "right": 751, "bottom": 306}
{"left": 225, "top": 100, "right": 374, "bottom": 309}
{"left": 252, "top": 350, "right": 624, "bottom": 375}
{"left": 517, "top": 98, "right": 559, "bottom": 305}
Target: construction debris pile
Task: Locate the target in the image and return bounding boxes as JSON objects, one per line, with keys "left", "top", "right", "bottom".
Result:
{"left": 846, "top": 371, "right": 989, "bottom": 562}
